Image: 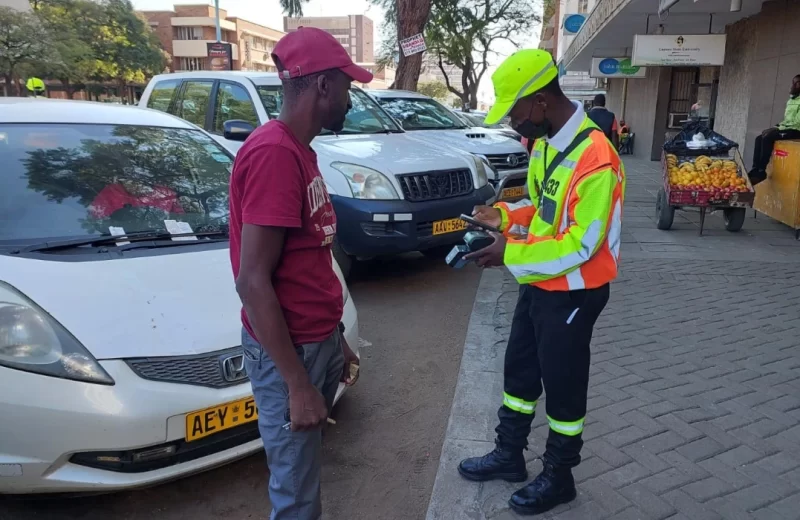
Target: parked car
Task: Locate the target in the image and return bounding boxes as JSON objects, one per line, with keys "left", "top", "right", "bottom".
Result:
{"left": 0, "top": 98, "right": 358, "bottom": 494}
{"left": 452, "top": 109, "right": 521, "bottom": 142}
{"left": 139, "top": 72, "right": 497, "bottom": 275}
{"left": 368, "top": 90, "right": 529, "bottom": 203}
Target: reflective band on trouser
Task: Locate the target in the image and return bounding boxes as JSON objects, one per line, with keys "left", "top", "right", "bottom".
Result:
{"left": 547, "top": 415, "right": 585, "bottom": 436}
{"left": 503, "top": 392, "right": 537, "bottom": 414}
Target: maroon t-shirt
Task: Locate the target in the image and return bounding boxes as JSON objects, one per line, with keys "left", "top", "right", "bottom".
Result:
{"left": 229, "top": 120, "right": 343, "bottom": 346}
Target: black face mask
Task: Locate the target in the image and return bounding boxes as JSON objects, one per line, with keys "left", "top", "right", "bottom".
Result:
{"left": 512, "top": 103, "right": 551, "bottom": 140}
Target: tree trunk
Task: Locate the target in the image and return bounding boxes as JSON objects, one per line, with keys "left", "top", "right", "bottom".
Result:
{"left": 468, "top": 84, "right": 479, "bottom": 110}
{"left": 3, "top": 74, "right": 11, "bottom": 97}
{"left": 393, "top": 0, "right": 431, "bottom": 91}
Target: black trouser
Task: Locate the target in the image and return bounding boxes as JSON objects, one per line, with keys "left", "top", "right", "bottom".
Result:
{"left": 495, "top": 283, "right": 610, "bottom": 469}
{"left": 752, "top": 128, "right": 800, "bottom": 171}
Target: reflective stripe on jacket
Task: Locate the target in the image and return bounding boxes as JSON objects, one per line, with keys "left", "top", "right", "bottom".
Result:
{"left": 494, "top": 115, "right": 625, "bottom": 291}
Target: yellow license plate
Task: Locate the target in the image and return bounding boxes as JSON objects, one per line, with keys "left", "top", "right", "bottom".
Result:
{"left": 432, "top": 218, "right": 468, "bottom": 235}
{"left": 185, "top": 396, "right": 257, "bottom": 442}
{"left": 501, "top": 186, "right": 525, "bottom": 199}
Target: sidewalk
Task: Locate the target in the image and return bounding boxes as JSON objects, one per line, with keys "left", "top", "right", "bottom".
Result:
{"left": 425, "top": 157, "right": 800, "bottom": 520}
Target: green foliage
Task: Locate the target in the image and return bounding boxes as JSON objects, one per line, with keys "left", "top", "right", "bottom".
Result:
{"left": 0, "top": 7, "right": 52, "bottom": 94}
{"left": 417, "top": 81, "right": 449, "bottom": 100}
{"left": 279, "top": 0, "right": 309, "bottom": 17}
{"left": 425, "top": 0, "right": 539, "bottom": 107}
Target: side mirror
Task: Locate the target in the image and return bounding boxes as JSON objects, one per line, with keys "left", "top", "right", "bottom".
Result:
{"left": 223, "top": 120, "right": 256, "bottom": 142}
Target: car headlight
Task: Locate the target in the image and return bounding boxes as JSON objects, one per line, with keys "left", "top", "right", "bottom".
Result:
{"left": 471, "top": 154, "right": 491, "bottom": 187}
{"left": 331, "top": 162, "right": 400, "bottom": 200}
{"left": 0, "top": 282, "right": 114, "bottom": 385}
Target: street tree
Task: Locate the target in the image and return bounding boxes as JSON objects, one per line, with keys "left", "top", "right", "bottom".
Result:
{"left": 95, "top": 0, "right": 166, "bottom": 100}
{"left": 31, "top": 0, "right": 104, "bottom": 98}
{"left": 279, "top": 0, "right": 307, "bottom": 17}
{"left": 426, "top": 0, "right": 538, "bottom": 109}
{"left": 371, "top": 0, "right": 432, "bottom": 91}
{"left": 417, "top": 80, "right": 449, "bottom": 100}
{"left": 0, "top": 7, "right": 52, "bottom": 96}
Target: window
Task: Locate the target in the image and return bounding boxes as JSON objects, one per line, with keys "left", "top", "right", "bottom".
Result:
{"left": 255, "top": 85, "right": 402, "bottom": 135}
{"left": 146, "top": 79, "right": 179, "bottom": 112}
{"left": 176, "top": 57, "right": 206, "bottom": 71}
{"left": 377, "top": 97, "right": 467, "bottom": 130}
{"left": 578, "top": 0, "right": 589, "bottom": 12}
{"left": 175, "top": 26, "right": 202, "bottom": 40}
{"left": 178, "top": 81, "right": 214, "bottom": 127}
{"left": 213, "top": 82, "right": 259, "bottom": 133}
{"left": 0, "top": 123, "right": 232, "bottom": 242}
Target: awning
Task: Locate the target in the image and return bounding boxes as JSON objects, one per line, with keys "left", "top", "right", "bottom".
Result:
{"left": 562, "top": 0, "right": 765, "bottom": 72}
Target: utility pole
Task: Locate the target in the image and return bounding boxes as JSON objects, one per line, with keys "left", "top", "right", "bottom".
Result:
{"left": 214, "top": 0, "right": 221, "bottom": 41}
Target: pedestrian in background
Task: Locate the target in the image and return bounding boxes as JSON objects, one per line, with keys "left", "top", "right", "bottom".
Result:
{"left": 587, "top": 93, "right": 619, "bottom": 150}
{"left": 459, "top": 49, "right": 625, "bottom": 516}
{"left": 229, "top": 27, "right": 368, "bottom": 520}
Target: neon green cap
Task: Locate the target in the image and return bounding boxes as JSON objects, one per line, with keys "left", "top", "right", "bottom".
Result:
{"left": 485, "top": 50, "right": 558, "bottom": 125}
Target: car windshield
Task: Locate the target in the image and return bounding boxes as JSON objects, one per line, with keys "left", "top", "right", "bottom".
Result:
{"left": 377, "top": 97, "right": 468, "bottom": 130}
{"left": 0, "top": 123, "right": 231, "bottom": 244}
{"left": 256, "top": 85, "right": 402, "bottom": 135}
{"left": 459, "top": 112, "right": 503, "bottom": 129}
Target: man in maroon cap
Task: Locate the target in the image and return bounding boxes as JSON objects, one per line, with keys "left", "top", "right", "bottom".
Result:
{"left": 229, "top": 27, "right": 372, "bottom": 519}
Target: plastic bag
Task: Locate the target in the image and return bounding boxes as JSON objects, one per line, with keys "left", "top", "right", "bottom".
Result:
{"left": 664, "top": 121, "right": 738, "bottom": 156}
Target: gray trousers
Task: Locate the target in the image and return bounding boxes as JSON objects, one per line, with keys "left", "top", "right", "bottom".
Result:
{"left": 242, "top": 328, "right": 344, "bottom": 520}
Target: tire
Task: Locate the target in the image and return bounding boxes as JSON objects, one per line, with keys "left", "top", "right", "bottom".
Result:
{"left": 655, "top": 188, "right": 674, "bottom": 230}
{"left": 724, "top": 208, "right": 746, "bottom": 232}
{"left": 332, "top": 239, "right": 353, "bottom": 280}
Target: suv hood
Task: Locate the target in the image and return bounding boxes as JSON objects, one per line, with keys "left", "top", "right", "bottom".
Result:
{"left": 403, "top": 128, "right": 526, "bottom": 155}
{"left": 313, "top": 132, "right": 472, "bottom": 175}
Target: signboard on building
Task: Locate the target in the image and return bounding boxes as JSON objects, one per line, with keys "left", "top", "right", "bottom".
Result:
{"left": 590, "top": 57, "right": 647, "bottom": 78}
{"left": 207, "top": 42, "right": 233, "bottom": 71}
{"left": 562, "top": 14, "right": 586, "bottom": 35}
{"left": 400, "top": 33, "right": 427, "bottom": 57}
{"left": 632, "top": 34, "right": 726, "bottom": 66}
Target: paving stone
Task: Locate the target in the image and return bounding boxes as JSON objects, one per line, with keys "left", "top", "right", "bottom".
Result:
{"left": 618, "top": 483, "right": 676, "bottom": 519}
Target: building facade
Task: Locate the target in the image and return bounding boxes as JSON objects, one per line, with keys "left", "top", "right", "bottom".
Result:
{"left": 283, "top": 15, "right": 374, "bottom": 64}
{"left": 140, "top": 4, "right": 283, "bottom": 73}
{"left": 561, "top": 0, "right": 798, "bottom": 163}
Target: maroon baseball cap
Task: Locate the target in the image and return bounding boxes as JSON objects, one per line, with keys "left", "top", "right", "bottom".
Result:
{"left": 272, "top": 27, "right": 373, "bottom": 84}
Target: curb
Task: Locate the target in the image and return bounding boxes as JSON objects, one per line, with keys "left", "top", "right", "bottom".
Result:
{"left": 424, "top": 267, "right": 516, "bottom": 520}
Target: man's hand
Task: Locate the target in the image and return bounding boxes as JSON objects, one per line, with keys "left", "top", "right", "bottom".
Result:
{"left": 288, "top": 382, "right": 328, "bottom": 432}
{"left": 341, "top": 334, "right": 360, "bottom": 386}
{"left": 464, "top": 232, "right": 507, "bottom": 267}
{"left": 471, "top": 205, "right": 502, "bottom": 230}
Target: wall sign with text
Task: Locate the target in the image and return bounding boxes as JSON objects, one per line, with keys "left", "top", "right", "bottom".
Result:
{"left": 632, "top": 34, "right": 726, "bottom": 66}
{"left": 562, "top": 14, "right": 586, "bottom": 35}
{"left": 590, "top": 58, "right": 647, "bottom": 78}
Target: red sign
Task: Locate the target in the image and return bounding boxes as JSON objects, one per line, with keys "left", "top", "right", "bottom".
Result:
{"left": 775, "top": 149, "right": 790, "bottom": 157}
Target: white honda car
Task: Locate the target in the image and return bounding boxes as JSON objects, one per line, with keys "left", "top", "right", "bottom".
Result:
{"left": 0, "top": 98, "right": 359, "bottom": 494}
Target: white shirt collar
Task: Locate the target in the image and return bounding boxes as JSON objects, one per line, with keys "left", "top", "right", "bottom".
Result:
{"left": 545, "top": 100, "right": 585, "bottom": 152}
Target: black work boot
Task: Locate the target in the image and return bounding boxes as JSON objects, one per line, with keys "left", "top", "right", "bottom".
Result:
{"left": 508, "top": 461, "right": 576, "bottom": 515}
{"left": 457, "top": 445, "right": 527, "bottom": 483}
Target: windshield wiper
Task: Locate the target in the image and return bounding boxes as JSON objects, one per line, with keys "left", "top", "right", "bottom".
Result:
{"left": 21, "top": 229, "right": 228, "bottom": 253}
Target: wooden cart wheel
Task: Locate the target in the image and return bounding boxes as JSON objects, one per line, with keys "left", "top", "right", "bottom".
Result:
{"left": 723, "top": 208, "right": 746, "bottom": 232}
{"left": 656, "top": 188, "right": 674, "bottom": 230}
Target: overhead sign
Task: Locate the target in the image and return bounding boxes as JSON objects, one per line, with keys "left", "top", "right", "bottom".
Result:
{"left": 207, "top": 42, "right": 233, "bottom": 71}
{"left": 590, "top": 58, "right": 647, "bottom": 78}
{"left": 400, "top": 34, "right": 427, "bottom": 57}
{"left": 562, "top": 14, "right": 586, "bottom": 34}
{"left": 632, "top": 34, "right": 726, "bottom": 66}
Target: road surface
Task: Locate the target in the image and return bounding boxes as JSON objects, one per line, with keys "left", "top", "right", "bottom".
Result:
{"left": 0, "top": 253, "right": 483, "bottom": 520}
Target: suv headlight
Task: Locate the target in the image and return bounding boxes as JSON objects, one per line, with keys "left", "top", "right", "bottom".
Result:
{"left": 471, "top": 154, "right": 491, "bottom": 187}
{"left": 0, "top": 282, "right": 114, "bottom": 385}
{"left": 331, "top": 162, "right": 400, "bottom": 200}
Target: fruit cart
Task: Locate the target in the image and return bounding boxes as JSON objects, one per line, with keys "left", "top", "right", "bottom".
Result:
{"left": 655, "top": 124, "right": 755, "bottom": 235}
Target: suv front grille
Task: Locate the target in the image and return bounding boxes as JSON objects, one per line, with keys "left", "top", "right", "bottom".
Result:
{"left": 125, "top": 346, "right": 246, "bottom": 389}
{"left": 398, "top": 169, "right": 473, "bottom": 202}
{"left": 485, "top": 153, "right": 529, "bottom": 171}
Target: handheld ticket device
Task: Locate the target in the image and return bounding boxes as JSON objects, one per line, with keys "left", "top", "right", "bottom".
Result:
{"left": 445, "top": 215, "right": 499, "bottom": 268}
